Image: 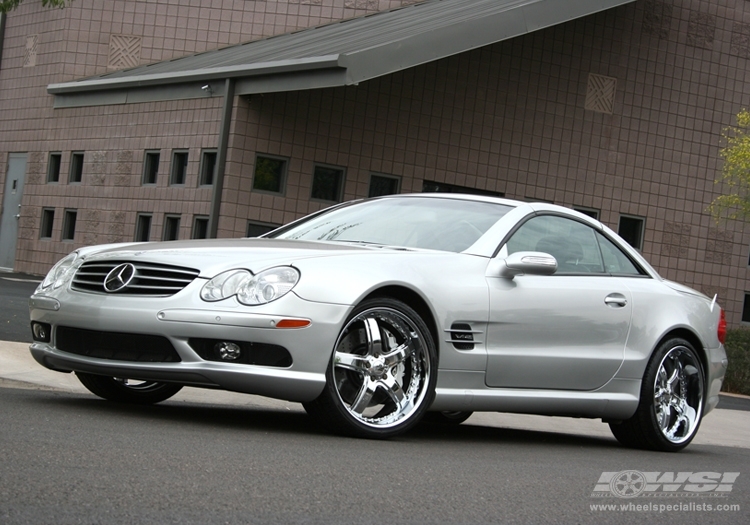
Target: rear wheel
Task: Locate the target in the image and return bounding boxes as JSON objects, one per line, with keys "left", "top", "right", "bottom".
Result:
{"left": 304, "top": 298, "right": 437, "bottom": 438}
{"left": 609, "top": 338, "right": 704, "bottom": 452}
{"left": 76, "top": 372, "right": 183, "bottom": 404}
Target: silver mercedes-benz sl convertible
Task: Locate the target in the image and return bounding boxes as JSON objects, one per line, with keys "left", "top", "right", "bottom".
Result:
{"left": 29, "top": 194, "right": 727, "bottom": 451}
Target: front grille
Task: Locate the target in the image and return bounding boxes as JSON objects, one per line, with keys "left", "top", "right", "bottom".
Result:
{"left": 72, "top": 260, "right": 200, "bottom": 296}
{"left": 57, "top": 326, "right": 181, "bottom": 362}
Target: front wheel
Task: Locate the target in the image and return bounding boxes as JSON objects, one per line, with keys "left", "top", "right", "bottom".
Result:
{"left": 609, "top": 338, "right": 705, "bottom": 452}
{"left": 76, "top": 372, "right": 183, "bottom": 404}
{"left": 304, "top": 298, "right": 437, "bottom": 438}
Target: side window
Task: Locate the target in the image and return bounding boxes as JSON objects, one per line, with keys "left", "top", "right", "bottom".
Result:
{"left": 596, "top": 232, "right": 643, "bottom": 275}
{"left": 505, "top": 215, "right": 604, "bottom": 274}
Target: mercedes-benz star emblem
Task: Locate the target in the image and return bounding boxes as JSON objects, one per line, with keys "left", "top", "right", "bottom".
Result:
{"left": 103, "top": 263, "right": 136, "bottom": 293}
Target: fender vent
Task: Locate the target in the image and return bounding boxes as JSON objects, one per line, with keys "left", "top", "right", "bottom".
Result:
{"left": 446, "top": 323, "right": 482, "bottom": 350}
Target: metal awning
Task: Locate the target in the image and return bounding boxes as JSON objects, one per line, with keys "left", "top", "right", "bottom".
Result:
{"left": 49, "top": 0, "right": 634, "bottom": 107}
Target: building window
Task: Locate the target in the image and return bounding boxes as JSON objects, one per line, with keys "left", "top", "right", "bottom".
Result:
{"left": 253, "top": 155, "right": 287, "bottom": 194}
{"left": 574, "top": 207, "right": 600, "bottom": 220}
{"left": 142, "top": 151, "right": 160, "bottom": 185}
{"left": 199, "top": 150, "right": 217, "bottom": 186}
{"left": 311, "top": 165, "right": 345, "bottom": 202}
{"left": 246, "top": 221, "right": 280, "bottom": 238}
{"left": 618, "top": 215, "right": 645, "bottom": 250}
{"left": 61, "top": 209, "right": 77, "bottom": 241}
{"left": 69, "top": 152, "right": 84, "bottom": 183}
{"left": 170, "top": 150, "right": 189, "bottom": 185}
{"left": 163, "top": 214, "right": 181, "bottom": 241}
{"left": 40, "top": 208, "right": 55, "bottom": 239}
{"left": 422, "top": 180, "right": 503, "bottom": 197}
{"left": 369, "top": 174, "right": 400, "bottom": 197}
{"left": 192, "top": 216, "right": 209, "bottom": 239}
{"left": 743, "top": 293, "right": 750, "bottom": 323}
{"left": 47, "top": 153, "right": 61, "bottom": 183}
{"left": 135, "top": 214, "right": 152, "bottom": 242}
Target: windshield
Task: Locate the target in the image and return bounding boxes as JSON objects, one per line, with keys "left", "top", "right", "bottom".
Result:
{"left": 269, "top": 196, "right": 513, "bottom": 252}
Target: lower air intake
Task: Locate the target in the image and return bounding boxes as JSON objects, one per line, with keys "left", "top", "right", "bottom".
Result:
{"left": 56, "top": 326, "right": 181, "bottom": 362}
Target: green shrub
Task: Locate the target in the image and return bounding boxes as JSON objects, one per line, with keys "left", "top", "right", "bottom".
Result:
{"left": 722, "top": 328, "right": 750, "bottom": 396}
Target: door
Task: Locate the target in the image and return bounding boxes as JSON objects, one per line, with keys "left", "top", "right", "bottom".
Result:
{"left": 0, "top": 153, "right": 28, "bottom": 270}
{"left": 485, "top": 214, "right": 633, "bottom": 391}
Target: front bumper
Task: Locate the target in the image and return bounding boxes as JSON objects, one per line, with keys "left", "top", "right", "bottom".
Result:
{"left": 29, "top": 283, "right": 350, "bottom": 403}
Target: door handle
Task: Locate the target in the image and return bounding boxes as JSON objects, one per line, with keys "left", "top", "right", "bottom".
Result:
{"left": 604, "top": 293, "right": 628, "bottom": 308}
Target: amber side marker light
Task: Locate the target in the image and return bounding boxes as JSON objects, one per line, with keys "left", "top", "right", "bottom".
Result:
{"left": 275, "top": 319, "right": 311, "bottom": 329}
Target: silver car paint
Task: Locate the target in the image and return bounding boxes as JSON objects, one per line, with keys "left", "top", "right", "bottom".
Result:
{"left": 28, "top": 197, "right": 727, "bottom": 422}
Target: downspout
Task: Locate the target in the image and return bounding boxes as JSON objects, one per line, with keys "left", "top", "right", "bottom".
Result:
{"left": 209, "top": 77, "right": 235, "bottom": 238}
{"left": 0, "top": 14, "right": 6, "bottom": 71}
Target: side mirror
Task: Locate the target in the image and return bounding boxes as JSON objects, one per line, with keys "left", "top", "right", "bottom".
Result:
{"left": 496, "top": 251, "right": 557, "bottom": 279}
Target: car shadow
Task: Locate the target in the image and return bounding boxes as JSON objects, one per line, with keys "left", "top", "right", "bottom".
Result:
{"left": 28, "top": 390, "right": 623, "bottom": 450}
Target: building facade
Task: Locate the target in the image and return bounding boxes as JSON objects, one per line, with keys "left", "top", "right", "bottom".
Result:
{"left": 1, "top": 0, "right": 750, "bottom": 325}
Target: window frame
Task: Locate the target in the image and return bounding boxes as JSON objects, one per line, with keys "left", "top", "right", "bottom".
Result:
{"left": 142, "top": 150, "right": 160, "bottom": 185}
{"left": 162, "top": 214, "right": 181, "bottom": 241}
{"left": 618, "top": 214, "right": 646, "bottom": 251}
{"left": 422, "top": 179, "right": 503, "bottom": 197}
{"left": 170, "top": 150, "right": 189, "bottom": 186}
{"left": 252, "top": 154, "right": 288, "bottom": 195}
{"left": 246, "top": 220, "right": 281, "bottom": 238}
{"left": 743, "top": 293, "right": 750, "bottom": 324}
{"left": 134, "top": 213, "right": 152, "bottom": 242}
{"left": 499, "top": 213, "right": 647, "bottom": 277}
{"left": 311, "top": 163, "right": 346, "bottom": 203}
{"left": 192, "top": 215, "right": 210, "bottom": 239}
{"left": 199, "top": 149, "right": 218, "bottom": 187}
{"left": 574, "top": 206, "right": 600, "bottom": 220}
{"left": 40, "top": 208, "right": 55, "bottom": 239}
{"left": 47, "top": 153, "right": 61, "bottom": 183}
{"left": 368, "top": 173, "right": 401, "bottom": 197}
{"left": 69, "top": 152, "right": 84, "bottom": 184}
{"left": 61, "top": 209, "right": 77, "bottom": 241}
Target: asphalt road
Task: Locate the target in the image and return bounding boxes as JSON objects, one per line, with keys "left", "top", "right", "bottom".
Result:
{"left": 1, "top": 385, "right": 748, "bottom": 525}
{"left": 2, "top": 271, "right": 748, "bottom": 524}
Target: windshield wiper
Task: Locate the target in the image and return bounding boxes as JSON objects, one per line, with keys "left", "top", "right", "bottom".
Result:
{"left": 329, "top": 240, "right": 414, "bottom": 251}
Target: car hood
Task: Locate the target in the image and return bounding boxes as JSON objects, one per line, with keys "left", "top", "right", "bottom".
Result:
{"left": 77, "top": 238, "right": 399, "bottom": 276}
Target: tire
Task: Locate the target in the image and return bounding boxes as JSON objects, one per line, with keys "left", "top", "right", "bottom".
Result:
{"left": 421, "top": 411, "right": 473, "bottom": 426}
{"left": 609, "top": 338, "right": 705, "bottom": 452}
{"left": 303, "top": 298, "right": 437, "bottom": 438}
{"left": 76, "top": 372, "right": 183, "bottom": 405}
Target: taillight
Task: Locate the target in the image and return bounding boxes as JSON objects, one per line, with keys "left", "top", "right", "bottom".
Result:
{"left": 718, "top": 308, "right": 727, "bottom": 344}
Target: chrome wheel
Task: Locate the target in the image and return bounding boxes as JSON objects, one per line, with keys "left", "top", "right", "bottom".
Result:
{"left": 333, "top": 308, "right": 430, "bottom": 427}
{"left": 652, "top": 346, "right": 704, "bottom": 444}
{"left": 609, "top": 338, "right": 704, "bottom": 452}
{"left": 304, "top": 298, "right": 437, "bottom": 438}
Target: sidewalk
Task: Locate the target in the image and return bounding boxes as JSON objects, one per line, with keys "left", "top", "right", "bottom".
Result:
{"left": 2, "top": 339, "right": 748, "bottom": 448}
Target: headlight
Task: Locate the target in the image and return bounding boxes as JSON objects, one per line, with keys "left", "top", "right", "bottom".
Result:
{"left": 201, "top": 266, "right": 300, "bottom": 305}
{"left": 37, "top": 252, "right": 79, "bottom": 292}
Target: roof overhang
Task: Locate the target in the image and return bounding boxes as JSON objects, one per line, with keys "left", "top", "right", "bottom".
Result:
{"left": 48, "top": 0, "right": 635, "bottom": 108}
